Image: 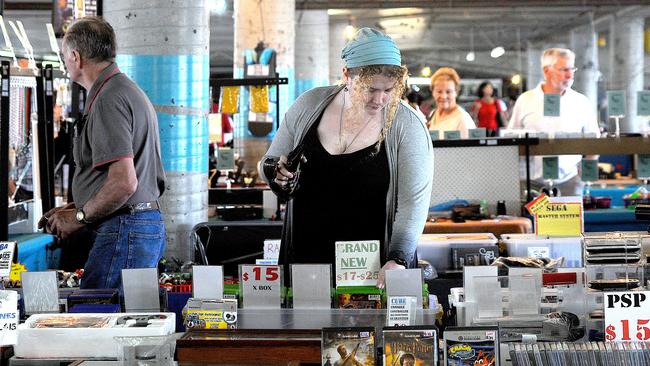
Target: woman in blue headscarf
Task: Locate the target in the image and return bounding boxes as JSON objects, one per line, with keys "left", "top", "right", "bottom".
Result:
{"left": 261, "top": 28, "right": 433, "bottom": 287}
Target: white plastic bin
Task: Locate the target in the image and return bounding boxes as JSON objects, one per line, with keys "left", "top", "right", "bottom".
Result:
{"left": 417, "top": 233, "right": 498, "bottom": 272}
{"left": 501, "top": 234, "right": 583, "bottom": 267}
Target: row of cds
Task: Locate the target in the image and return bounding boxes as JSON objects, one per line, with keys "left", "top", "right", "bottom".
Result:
{"left": 509, "top": 341, "right": 650, "bottom": 366}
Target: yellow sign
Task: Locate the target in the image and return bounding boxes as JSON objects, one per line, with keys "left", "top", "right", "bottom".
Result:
{"left": 535, "top": 202, "right": 583, "bottom": 237}
{"left": 525, "top": 194, "right": 550, "bottom": 215}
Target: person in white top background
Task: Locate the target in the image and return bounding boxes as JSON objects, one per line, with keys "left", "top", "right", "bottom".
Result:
{"left": 427, "top": 67, "right": 476, "bottom": 139}
{"left": 508, "top": 47, "right": 600, "bottom": 196}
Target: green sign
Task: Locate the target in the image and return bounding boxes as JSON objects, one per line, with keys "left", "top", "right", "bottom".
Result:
{"left": 581, "top": 159, "right": 599, "bottom": 182}
{"left": 444, "top": 130, "right": 461, "bottom": 140}
{"left": 430, "top": 130, "right": 440, "bottom": 140}
{"left": 637, "top": 91, "right": 650, "bottom": 116}
{"left": 542, "top": 156, "right": 560, "bottom": 180}
{"left": 217, "top": 148, "right": 235, "bottom": 171}
{"left": 543, "top": 93, "right": 561, "bottom": 117}
{"left": 639, "top": 154, "right": 650, "bottom": 179}
{"left": 607, "top": 90, "right": 626, "bottom": 117}
{"left": 469, "top": 128, "right": 487, "bottom": 139}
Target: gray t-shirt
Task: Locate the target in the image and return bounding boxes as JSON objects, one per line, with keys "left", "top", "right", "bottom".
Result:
{"left": 72, "top": 63, "right": 166, "bottom": 207}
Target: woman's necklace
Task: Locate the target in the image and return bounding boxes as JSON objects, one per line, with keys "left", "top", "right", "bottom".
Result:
{"left": 338, "top": 91, "right": 374, "bottom": 154}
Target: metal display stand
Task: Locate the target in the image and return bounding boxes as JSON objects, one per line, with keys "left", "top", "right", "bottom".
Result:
{"left": 210, "top": 77, "right": 288, "bottom": 130}
{"left": 0, "top": 61, "right": 9, "bottom": 241}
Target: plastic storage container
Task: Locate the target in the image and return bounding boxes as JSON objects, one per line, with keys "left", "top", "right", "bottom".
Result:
{"left": 417, "top": 233, "right": 498, "bottom": 273}
{"left": 15, "top": 312, "right": 176, "bottom": 358}
{"left": 501, "top": 234, "right": 583, "bottom": 267}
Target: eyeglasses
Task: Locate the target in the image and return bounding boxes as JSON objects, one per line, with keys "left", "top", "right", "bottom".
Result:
{"left": 553, "top": 66, "right": 578, "bottom": 73}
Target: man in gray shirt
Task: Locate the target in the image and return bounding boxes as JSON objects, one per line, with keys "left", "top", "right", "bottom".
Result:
{"left": 40, "top": 17, "right": 166, "bottom": 289}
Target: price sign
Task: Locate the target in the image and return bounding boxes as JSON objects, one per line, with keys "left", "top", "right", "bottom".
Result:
{"left": 444, "top": 130, "right": 461, "bottom": 140}
{"left": 469, "top": 128, "right": 487, "bottom": 139}
{"left": 239, "top": 264, "right": 282, "bottom": 309}
{"left": 0, "top": 291, "right": 18, "bottom": 345}
{"left": 637, "top": 91, "right": 650, "bottom": 116}
{"left": 607, "top": 90, "right": 626, "bottom": 117}
{"left": 0, "top": 242, "right": 15, "bottom": 278}
{"left": 217, "top": 148, "right": 235, "bottom": 171}
{"left": 430, "top": 130, "right": 440, "bottom": 140}
{"left": 543, "top": 93, "right": 560, "bottom": 117}
{"left": 604, "top": 291, "right": 650, "bottom": 342}
{"left": 581, "top": 159, "right": 599, "bottom": 182}
{"left": 542, "top": 157, "right": 559, "bottom": 180}
{"left": 638, "top": 154, "right": 650, "bottom": 179}
{"left": 263, "top": 239, "right": 281, "bottom": 260}
{"left": 335, "top": 240, "right": 381, "bottom": 287}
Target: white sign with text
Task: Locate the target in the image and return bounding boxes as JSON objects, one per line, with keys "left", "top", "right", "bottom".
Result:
{"left": 240, "top": 264, "right": 282, "bottom": 309}
{"left": 335, "top": 240, "right": 381, "bottom": 287}
{"left": 604, "top": 291, "right": 650, "bottom": 342}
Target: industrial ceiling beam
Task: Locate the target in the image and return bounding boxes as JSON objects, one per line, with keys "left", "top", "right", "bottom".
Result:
{"left": 298, "top": 0, "right": 650, "bottom": 9}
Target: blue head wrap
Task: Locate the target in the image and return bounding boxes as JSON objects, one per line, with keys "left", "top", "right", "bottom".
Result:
{"left": 341, "top": 27, "right": 401, "bottom": 68}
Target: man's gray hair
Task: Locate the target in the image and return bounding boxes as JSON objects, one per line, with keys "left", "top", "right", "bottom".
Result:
{"left": 541, "top": 48, "right": 575, "bottom": 69}
{"left": 62, "top": 16, "right": 116, "bottom": 63}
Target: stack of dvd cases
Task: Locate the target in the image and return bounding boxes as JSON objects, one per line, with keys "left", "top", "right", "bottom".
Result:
{"left": 508, "top": 341, "right": 650, "bottom": 366}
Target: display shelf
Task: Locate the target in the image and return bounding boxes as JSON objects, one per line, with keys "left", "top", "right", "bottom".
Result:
{"left": 520, "top": 136, "right": 650, "bottom": 156}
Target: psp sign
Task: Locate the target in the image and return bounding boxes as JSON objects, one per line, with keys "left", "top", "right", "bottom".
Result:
{"left": 604, "top": 291, "right": 650, "bottom": 342}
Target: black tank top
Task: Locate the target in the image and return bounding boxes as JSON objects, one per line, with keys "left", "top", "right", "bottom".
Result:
{"left": 289, "top": 116, "right": 390, "bottom": 265}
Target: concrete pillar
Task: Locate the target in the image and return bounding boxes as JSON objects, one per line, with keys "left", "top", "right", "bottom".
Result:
{"left": 611, "top": 15, "right": 644, "bottom": 132}
{"left": 329, "top": 22, "right": 347, "bottom": 84}
{"left": 233, "top": 0, "right": 295, "bottom": 170}
{"left": 295, "top": 10, "right": 329, "bottom": 97}
{"left": 105, "top": 0, "right": 210, "bottom": 262}
{"left": 525, "top": 42, "right": 543, "bottom": 91}
{"left": 570, "top": 19, "right": 599, "bottom": 109}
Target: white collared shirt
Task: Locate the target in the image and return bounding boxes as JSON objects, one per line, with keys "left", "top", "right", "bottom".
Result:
{"left": 508, "top": 83, "right": 599, "bottom": 183}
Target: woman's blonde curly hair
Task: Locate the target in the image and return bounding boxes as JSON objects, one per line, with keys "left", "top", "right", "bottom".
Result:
{"left": 346, "top": 64, "right": 408, "bottom": 152}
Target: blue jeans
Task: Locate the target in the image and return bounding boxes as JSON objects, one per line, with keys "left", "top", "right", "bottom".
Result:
{"left": 81, "top": 210, "right": 166, "bottom": 289}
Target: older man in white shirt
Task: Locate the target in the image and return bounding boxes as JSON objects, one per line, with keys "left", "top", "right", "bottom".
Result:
{"left": 508, "top": 48, "right": 600, "bottom": 196}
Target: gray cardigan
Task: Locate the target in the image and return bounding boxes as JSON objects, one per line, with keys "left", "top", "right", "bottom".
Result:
{"left": 261, "top": 85, "right": 434, "bottom": 265}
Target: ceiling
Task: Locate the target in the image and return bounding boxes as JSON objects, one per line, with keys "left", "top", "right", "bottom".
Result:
{"left": 2, "top": 1, "right": 649, "bottom": 80}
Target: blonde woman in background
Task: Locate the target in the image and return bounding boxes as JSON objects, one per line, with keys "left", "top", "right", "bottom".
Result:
{"left": 427, "top": 67, "right": 475, "bottom": 139}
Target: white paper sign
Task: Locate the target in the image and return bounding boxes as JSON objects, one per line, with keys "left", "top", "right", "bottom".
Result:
{"left": 387, "top": 296, "right": 417, "bottom": 326}
{"left": 335, "top": 240, "right": 381, "bottom": 287}
{"left": 527, "top": 246, "right": 550, "bottom": 259}
{"left": 0, "top": 291, "right": 18, "bottom": 345}
{"left": 239, "top": 264, "right": 282, "bottom": 309}
{"left": 0, "top": 242, "right": 15, "bottom": 278}
{"left": 604, "top": 291, "right": 650, "bottom": 342}
{"left": 263, "top": 239, "right": 281, "bottom": 260}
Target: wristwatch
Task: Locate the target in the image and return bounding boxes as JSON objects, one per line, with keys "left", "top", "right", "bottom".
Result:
{"left": 390, "top": 257, "right": 408, "bottom": 268}
{"left": 75, "top": 208, "right": 91, "bottom": 224}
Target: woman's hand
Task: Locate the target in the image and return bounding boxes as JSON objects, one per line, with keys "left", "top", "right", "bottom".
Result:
{"left": 273, "top": 155, "right": 295, "bottom": 190}
{"left": 376, "top": 260, "right": 406, "bottom": 289}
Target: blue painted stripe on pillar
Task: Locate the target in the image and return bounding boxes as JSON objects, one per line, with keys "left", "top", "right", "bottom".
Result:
{"left": 295, "top": 78, "right": 329, "bottom": 98}
{"left": 116, "top": 54, "right": 209, "bottom": 173}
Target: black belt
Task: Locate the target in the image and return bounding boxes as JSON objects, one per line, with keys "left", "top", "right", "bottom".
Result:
{"left": 92, "top": 201, "right": 160, "bottom": 226}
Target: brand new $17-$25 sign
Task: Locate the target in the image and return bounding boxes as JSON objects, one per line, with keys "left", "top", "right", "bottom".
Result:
{"left": 604, "top": 291, "right": 650, "bottom": 342}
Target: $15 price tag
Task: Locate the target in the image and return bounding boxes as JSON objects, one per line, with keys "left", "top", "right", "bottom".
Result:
{"left": 604, "top": 291, "right": 650, "bottom": 342}
{"left": 0, "top": 291, "right": 18, "bottom": 345}
{"left": 239, "top": 265, "right": 282, "bottom": 309}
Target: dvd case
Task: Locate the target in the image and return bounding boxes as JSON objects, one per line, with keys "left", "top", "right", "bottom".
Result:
{"left": 443, "top": 326, "right": 499, "bottom": 366}
{"left": 382, "top": 326, "right": 438, "bottom": 366}
{"left": 322, "top": 327, "right": 376, "bottom": 366}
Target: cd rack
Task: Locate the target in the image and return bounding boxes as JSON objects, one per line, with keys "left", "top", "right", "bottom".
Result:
{"left": 508, "top": 341, "right": 650, "bottom": 366}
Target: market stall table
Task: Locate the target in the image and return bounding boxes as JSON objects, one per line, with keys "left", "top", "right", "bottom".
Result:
{"left": 423, "top": 217, "right": 532, "bottom": 237}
